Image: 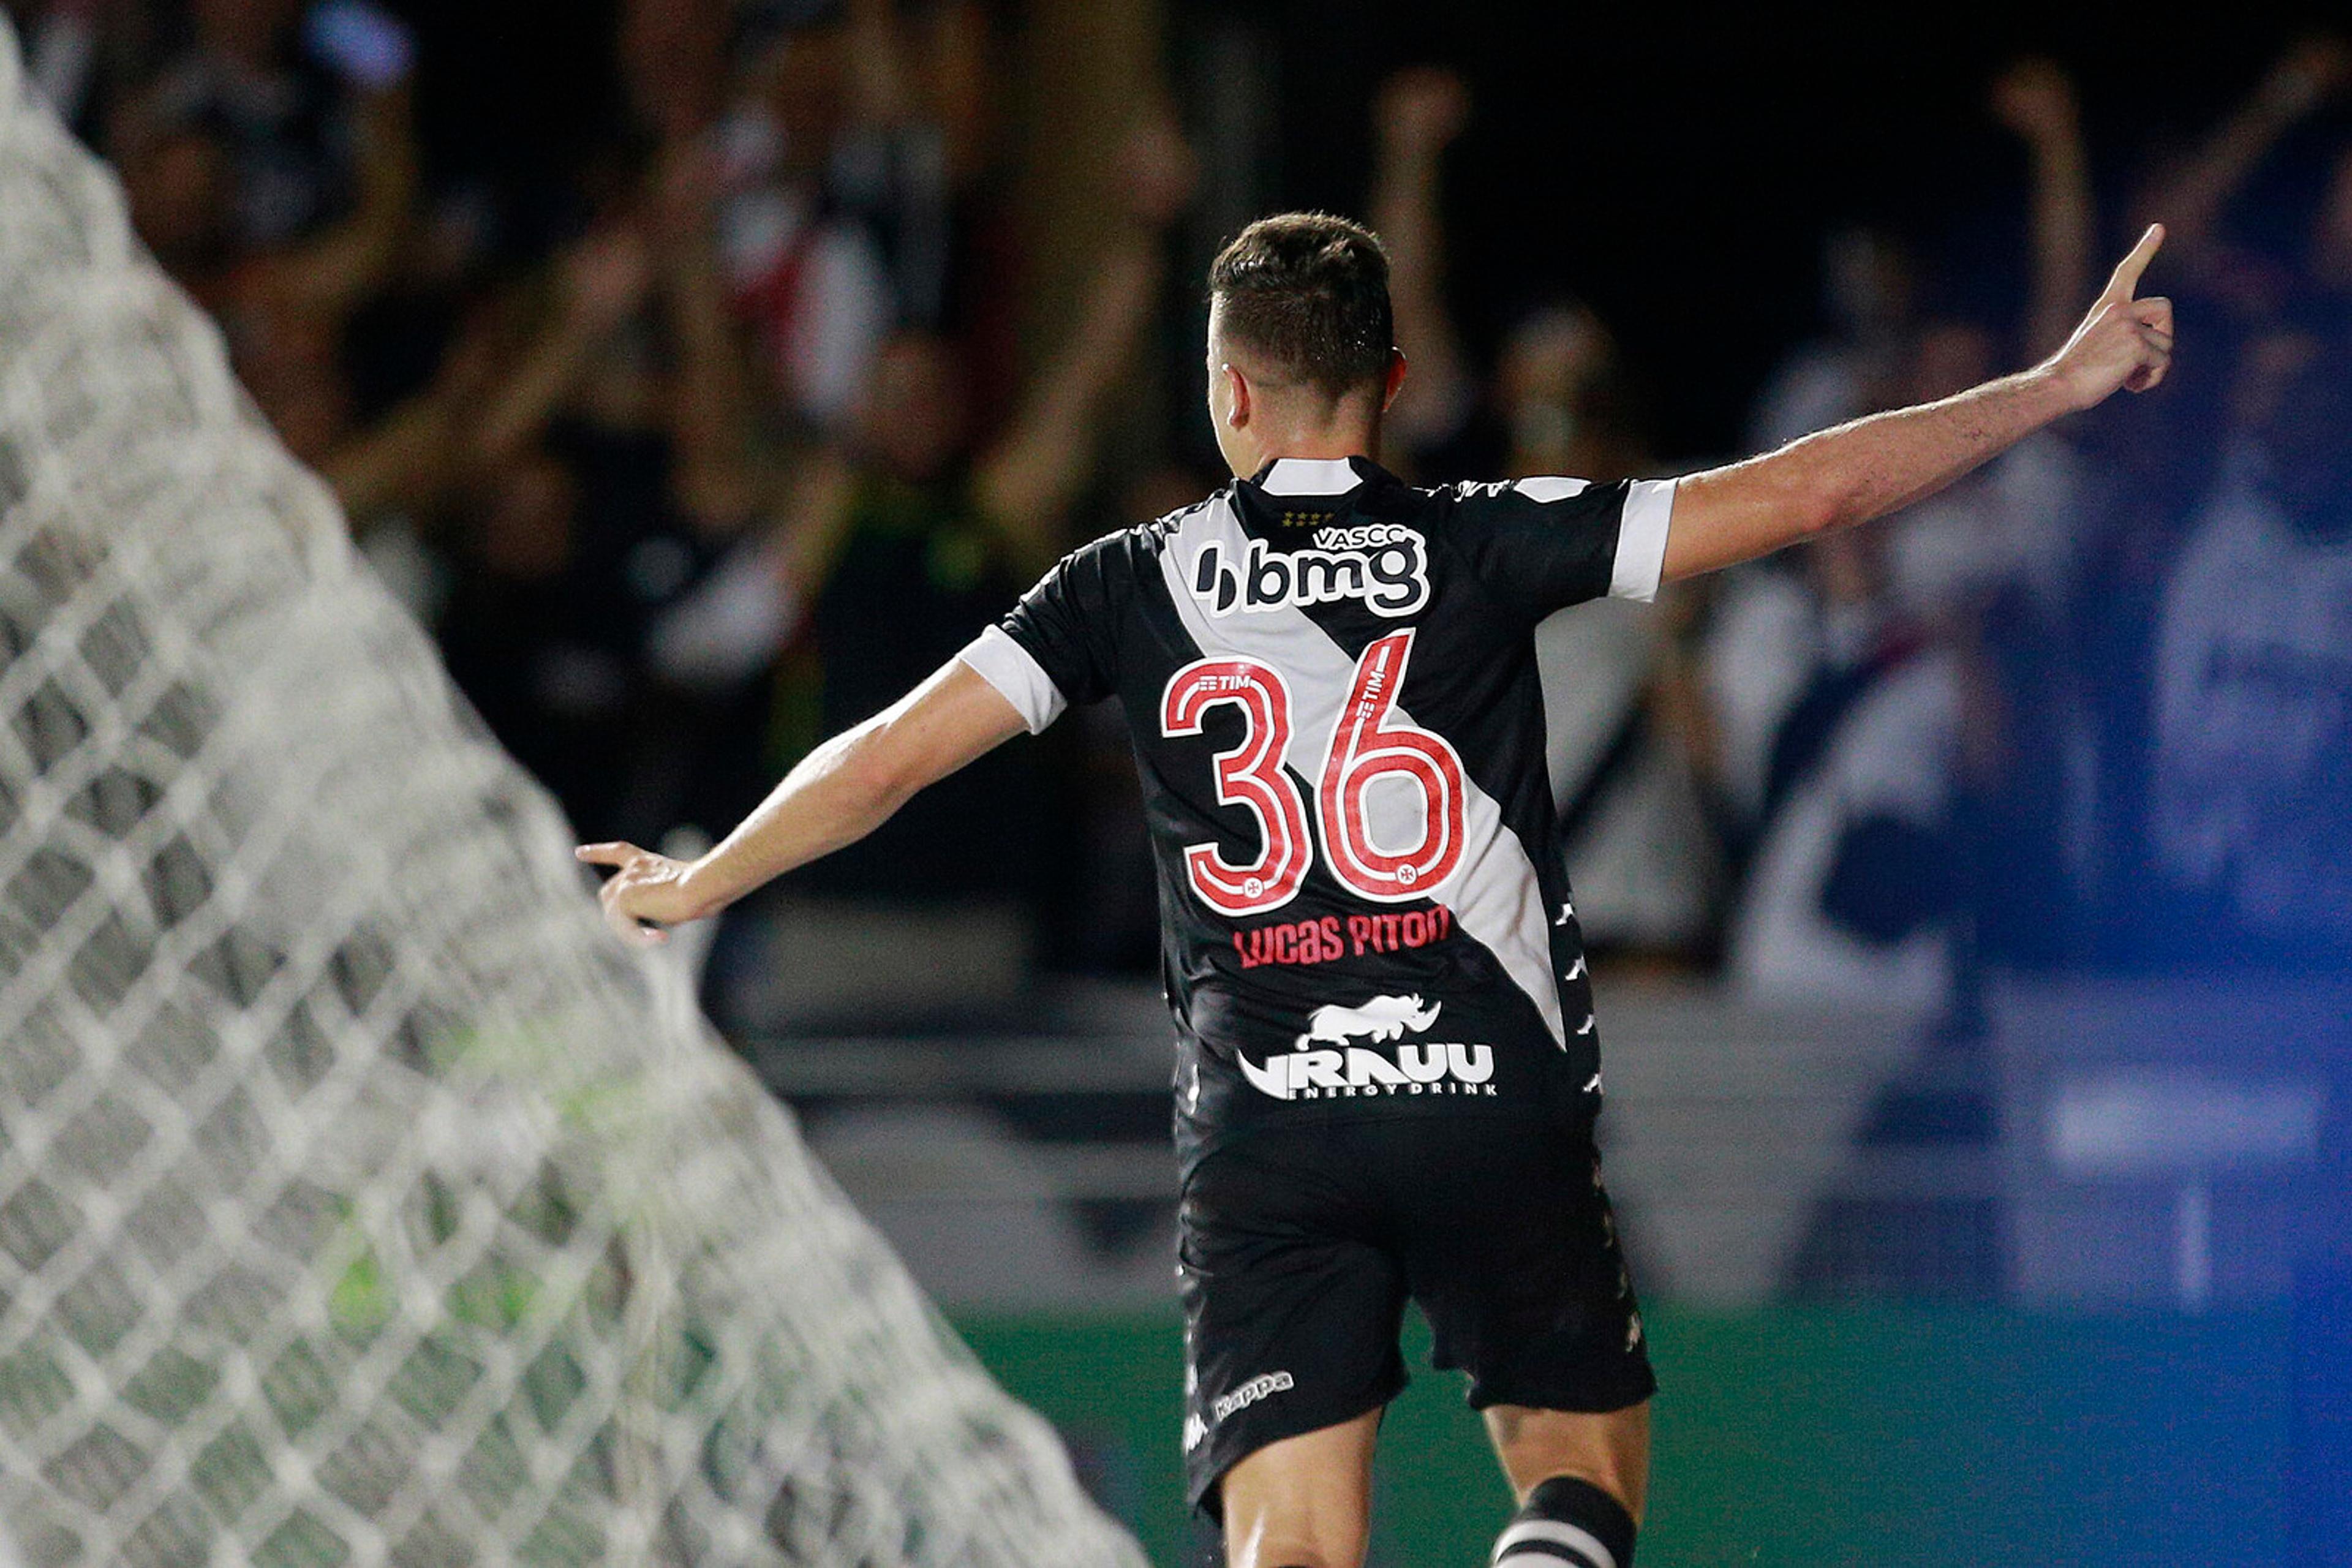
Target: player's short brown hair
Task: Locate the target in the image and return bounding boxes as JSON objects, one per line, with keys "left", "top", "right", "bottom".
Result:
{"left": 1208, "top": 213, "right": 1393, "bottom": 398}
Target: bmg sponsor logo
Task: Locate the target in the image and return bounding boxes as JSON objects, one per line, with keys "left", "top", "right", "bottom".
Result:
{"left": 1189, "top": 525, "right": 1430, "bottom": 618}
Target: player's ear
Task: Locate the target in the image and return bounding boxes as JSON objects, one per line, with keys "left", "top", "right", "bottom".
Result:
{"left": 1381, "top": 347, "right": 1408, "bottom": 413}
{"left": 1221, "top": 362, "right": 1251, "bottom": 428}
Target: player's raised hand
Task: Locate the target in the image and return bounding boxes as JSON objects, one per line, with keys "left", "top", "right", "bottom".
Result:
{"left": 2043, "top": 223, "right": 2173, "bottom": 409}
{"left": 574, "top": 840, "right": 715, "bottom": 947}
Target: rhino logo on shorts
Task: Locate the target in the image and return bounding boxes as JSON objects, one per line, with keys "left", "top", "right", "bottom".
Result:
{"left": 1295, "top": 994, "right": 1441, "bottom": 1050}
{"left": 1235, "top": 995, "right": 1494, "bottom": 1103}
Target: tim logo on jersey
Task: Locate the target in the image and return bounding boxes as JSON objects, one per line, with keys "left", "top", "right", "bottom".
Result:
{"left": 1237, "top": 993, "right": 1497, "bottom": 1101}
{"left": 1191, "top": 523, "right": 1431, "bottom": 618}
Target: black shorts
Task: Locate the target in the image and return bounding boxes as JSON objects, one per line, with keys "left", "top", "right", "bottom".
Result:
{"left": 1177, "top": 1115, "right": 1656, "bottom": 1518}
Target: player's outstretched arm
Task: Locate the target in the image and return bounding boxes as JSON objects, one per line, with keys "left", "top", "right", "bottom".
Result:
{"left": 575, "top": 660, "right": 1028, "bottom": 946}
{"left": 1660, "top": 225, "right": 2174, "bottom": 586}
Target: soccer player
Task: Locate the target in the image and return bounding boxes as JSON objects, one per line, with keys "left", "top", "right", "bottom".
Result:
{"left": 579, "top": 213, "right": 2172, "bottom": 1568}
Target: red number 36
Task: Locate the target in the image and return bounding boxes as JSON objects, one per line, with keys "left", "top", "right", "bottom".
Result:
{"left": 1159, "top": 630, "right": 1466, "bottom": 914}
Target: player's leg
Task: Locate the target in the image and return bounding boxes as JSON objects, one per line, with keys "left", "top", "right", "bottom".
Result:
{"left": 1385, "top": 1117, "right": 1657, "bottom": 1566}
{"left": 1179, "top": 1131, "right": 1409, "bottom": 1568}
{"left": 1483, "top": 1400, "right": 1648, "bottom": 1566}
{"left": 1216, "top": 1406, "right": 1382, "bottom": 1568}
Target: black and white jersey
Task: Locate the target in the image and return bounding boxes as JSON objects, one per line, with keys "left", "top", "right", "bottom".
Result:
{"left": 961, "top": 456, "right": 1676, "bottom": 1170}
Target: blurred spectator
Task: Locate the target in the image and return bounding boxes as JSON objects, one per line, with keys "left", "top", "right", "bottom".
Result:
{"left": 52, "top": 0, "right": 2348, "bottom": 1006}
{"left": 1371, "top": 66, "right": 1647, "bottom": 487}
{"left": 432, "top": 227, "right": 671, "bottom": 837}
{"left": 2064, "top": 39, "right": 2351, "bottom": 963}
{"left": 131, "top": 0, "right": 408, "bottom": 249}
{"left": 1371, "top": 63, "right": 1717, "bottom": 959}
{"left": 2127, "top": 36, "right": 2350, "bottom": 325}
{"left": 714, "top": 0, "right": 986, "bottom": 431}
{"left": 2149, "top": 335, "right": 2352, "bottom": 963}
{"left": 717, "top": 20, "right": 894, "bottom": 432}
{"left": 1718, "top": 529, "right": 1966, "bottom": 1009}
{"left": 726, "top": 112, "right": 1194, "bottom": 910}
{"left": 620, "top": 0, "right": 728, "bottom": 145}
{"left": 113, "top": 1, "right": 416, "bottom": 322}
{"left": 1744, "top": 228, "right": 1914, "bottom": 454}
{"left": 1717, "top": 58, "right": 2101, "bottom": 1005}
{"left": 1366, "top": 64, "right": 1473, "bottom": 478}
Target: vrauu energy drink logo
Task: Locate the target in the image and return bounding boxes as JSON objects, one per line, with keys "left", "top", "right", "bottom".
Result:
{"left": 1237, "top": 994, "right": 1496, "bottom": 1100}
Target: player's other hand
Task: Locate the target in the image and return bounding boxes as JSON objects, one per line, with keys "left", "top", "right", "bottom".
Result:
{"left": 2044, "top": 224, "right": 2173, "bottom": 410}
{"left": 575, "top": 841, "right": 717, "bottom": 948}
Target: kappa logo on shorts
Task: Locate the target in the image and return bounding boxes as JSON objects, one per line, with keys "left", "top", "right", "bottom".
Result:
{"left": 1210, "top": 1370, "right": 1295, "bottom": 1423}
{"left": 1237, "top": 993, "right": 1498, "bottom": 1101}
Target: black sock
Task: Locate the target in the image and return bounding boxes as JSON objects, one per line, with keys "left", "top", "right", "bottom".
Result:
{"left": 1490, "top": 1474, "right": 1636, "bottom": 1568}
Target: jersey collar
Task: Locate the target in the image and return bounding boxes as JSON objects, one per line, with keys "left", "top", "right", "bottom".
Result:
{"left": 1250, "top": 455, "right": 1392, "bottom": 496}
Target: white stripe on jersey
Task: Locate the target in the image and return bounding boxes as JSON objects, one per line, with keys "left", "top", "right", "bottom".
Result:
{"left": 959, "top": 624, "right": 1068, "bottom": 733}
{"left": 1158, "top": 495, "right": 1569, "bottom": 1046}
{"left": 1608, "top": 478, "right": 1678, "bottom": 603}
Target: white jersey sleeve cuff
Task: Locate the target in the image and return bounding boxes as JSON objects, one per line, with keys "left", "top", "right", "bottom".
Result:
{"left": 959, "top": 624, "right": 1069, "bottom": 734}
{"left": 1609, "top": 477, "right": 1676, "bottom": 603}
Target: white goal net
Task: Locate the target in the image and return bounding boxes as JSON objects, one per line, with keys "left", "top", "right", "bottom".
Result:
{"left": 0, "top": 23, "right": 1144, "bottom": 1567}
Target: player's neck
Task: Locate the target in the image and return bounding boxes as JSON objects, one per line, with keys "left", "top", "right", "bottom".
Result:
{"left": 1256, "top": 439, "right": 1373, "bottom": 462}
{"left": 1241, "top": 417, "right": 1382, "bottom": 475}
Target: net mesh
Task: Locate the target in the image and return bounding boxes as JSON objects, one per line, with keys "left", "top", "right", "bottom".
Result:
{"left": 0, "top": 26, "right": 1145, "bottom": 1566}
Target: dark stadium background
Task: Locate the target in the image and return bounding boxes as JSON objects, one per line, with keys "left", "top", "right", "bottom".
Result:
{"left": 1260, "top": 0, "right": 2352, "bottom": 456}
{"left": 381, "top": 0, "right": 2352, "bottom": 457}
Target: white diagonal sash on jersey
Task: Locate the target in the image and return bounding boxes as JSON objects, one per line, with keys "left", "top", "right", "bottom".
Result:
{"left": 1160, "top": 497, "right": 1567, "bottom": 1046}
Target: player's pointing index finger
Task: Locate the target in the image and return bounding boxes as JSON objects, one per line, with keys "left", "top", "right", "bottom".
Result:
{"left": 574, "top": 842, "right": 641, "bottom": 867}
{"left": 2103, "top": 223, "right": 2165, "bottom": 303}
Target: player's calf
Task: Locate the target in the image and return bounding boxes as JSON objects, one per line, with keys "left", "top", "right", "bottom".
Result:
{"left": 1217, "top": 1410, "right": 1381, "bottom": 1568}
{"left": 1491, "top": 1473, "right": 1638, "bottom": 1568}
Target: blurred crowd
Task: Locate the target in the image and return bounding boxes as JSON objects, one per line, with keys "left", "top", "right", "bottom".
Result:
{"left": 13, "top": 0, "right": 2351, "bottom": 1029}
